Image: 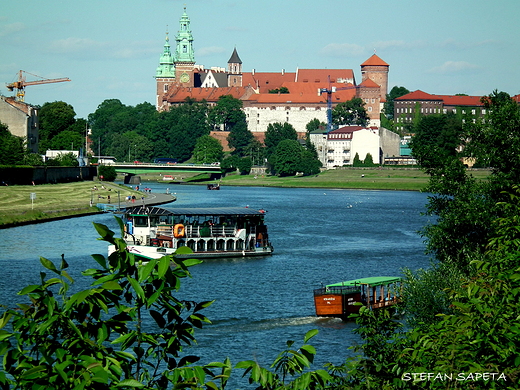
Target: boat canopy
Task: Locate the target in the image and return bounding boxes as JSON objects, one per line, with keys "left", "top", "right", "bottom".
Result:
{"left": 326, "top": 276, "right": 401, "bottom": 289}
{"left": 125, "top": 206, "right": 266, "bottom": 217}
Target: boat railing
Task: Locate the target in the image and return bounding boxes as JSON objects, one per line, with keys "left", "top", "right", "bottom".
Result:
{"left": 183, "top": 225, "right": 238, "bottom": 238}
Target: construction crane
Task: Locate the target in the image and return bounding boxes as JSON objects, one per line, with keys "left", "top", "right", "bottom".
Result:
{"left": 318, "top": 76, "right": 358, "bottom": 133}
{"left": 6, "top": 70, "right": 70, "bottom": 102}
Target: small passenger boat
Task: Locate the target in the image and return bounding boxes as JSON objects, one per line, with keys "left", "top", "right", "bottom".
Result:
{"left": 207, "top": 183, "right": 220, "bottom": 190}
{"left": 313, "top": 276, "right": 402, "bottom": 318}
{"left": 111, "top": 205, "right": 273, "bottom": 260}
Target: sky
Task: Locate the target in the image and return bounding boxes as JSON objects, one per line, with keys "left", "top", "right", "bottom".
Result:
{"left": 1, "top": 0, "right": 519, "bottom": 119}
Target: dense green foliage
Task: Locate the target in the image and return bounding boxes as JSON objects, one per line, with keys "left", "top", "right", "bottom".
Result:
{"left": 383, "top": 86, "right": 410, "bottom": 120}
{"left": 38, "top": 101, "right": 87, "bottom": 154}
{"left": 97, "top": 165, "right": 118, "bottom": 181}
{"left": 46, "top": 152, "right": 79, "bottom": 167}
{"left": 192, "top": 135, "right": 224, "bottom": 164}
{"left": 332, "top": 97, "right": 369, "bottom": 127}
{"left": 0, "top": 122, "right": 25, "bottom": 165}
{"left": 269, "top": 139, "right": 321, "bottom": 176}
{"left": 264, "top": 122, "right": 298, "bottom": 157}
{"left": 410, "top": 92, "right": 520, "bottom": 268}
{"left": 88, "top": 99, "right": 211, "bottom": 163}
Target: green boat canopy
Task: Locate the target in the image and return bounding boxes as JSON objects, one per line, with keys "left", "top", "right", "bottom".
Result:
{"left": 326, "top": 276, "right": 402, "bottom": 289}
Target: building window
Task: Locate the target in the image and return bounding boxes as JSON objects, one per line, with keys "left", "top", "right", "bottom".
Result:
{"left": 164, "top": 84, "right": 168, "bottom": 92}
{"left": 368, "top": 106, "right": 373, "bottom": 112}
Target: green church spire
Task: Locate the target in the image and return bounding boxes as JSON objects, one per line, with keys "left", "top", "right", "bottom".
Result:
{"left": 174, "top": 7, "right": 195, "bottom": 63}
{"left": 155, "top": 31, "right": 176, "bottom": 78}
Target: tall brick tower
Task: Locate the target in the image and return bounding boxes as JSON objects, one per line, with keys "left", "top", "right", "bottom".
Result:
{"left": 174, "top": 7, "right": 195, "bottom": 88}
{"left": 155, "top": 32, "right": 176, "bottom": 109}
{"left": 227, "top": 47, "right": 243, "bottom": 87}
{"left": 360, "top": 54, "right": 389, "bottom": 99}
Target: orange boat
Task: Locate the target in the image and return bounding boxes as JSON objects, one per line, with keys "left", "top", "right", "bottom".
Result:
{"left": 314, "top": 276, "right": 402, "bottom": 319}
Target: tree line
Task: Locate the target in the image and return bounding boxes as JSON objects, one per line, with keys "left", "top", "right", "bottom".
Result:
{"left": 1, "top": 94, "right": 375, "bottom": 176}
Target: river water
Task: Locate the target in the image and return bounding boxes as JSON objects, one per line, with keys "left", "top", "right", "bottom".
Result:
{"left": 0, "top": 184, "right": 432, "bottom": 385}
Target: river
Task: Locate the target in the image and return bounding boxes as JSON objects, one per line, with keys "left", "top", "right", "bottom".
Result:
{"left": 0, "top": 184, "right": 432, "bottom": 386}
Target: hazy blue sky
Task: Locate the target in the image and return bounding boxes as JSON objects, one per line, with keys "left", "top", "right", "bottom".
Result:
{"left": 1, "top": 0, "right": 518, "bottom": 119}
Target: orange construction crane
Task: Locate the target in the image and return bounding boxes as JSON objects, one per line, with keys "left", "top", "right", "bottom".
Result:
{"left": 6, "top": 70, "right": 70, "bottom": 102}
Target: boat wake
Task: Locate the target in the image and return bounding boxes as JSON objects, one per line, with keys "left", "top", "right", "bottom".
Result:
{"left": 205, "top": 315, "right": 327, "bottom": 335}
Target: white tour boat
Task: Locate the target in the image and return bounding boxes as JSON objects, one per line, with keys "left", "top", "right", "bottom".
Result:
{"left": 110, "top": 206, "right": 273, "bottom": 260}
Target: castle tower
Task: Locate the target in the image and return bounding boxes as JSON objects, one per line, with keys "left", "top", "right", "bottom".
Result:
{"left": 360, "top": 54, "right": 389, "bottom": 99}
{"left": 155, "top": 31, "right": 176, "bottom": 109}
{"left": 174, "top": 7, "right": 196, "bottom": 87}
{"left": 227, "top": 47, "right": 243, "bottom": 87}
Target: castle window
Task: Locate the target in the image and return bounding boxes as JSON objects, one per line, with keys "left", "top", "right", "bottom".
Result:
{"left": 164, "top": 84, "right": 168, "bottom": 92}
{"left": 368, "top": 106, "right": 372, "bottom": 112}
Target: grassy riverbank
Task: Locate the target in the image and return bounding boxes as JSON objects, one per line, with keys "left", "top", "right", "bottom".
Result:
{"left": 0, "top": 181, "right": 138, "bottom": 228}
{"left": 138, "top": 167, "right": 491, "bottom": 191}
{"left": 1, "top": 168, "right": 491, "bottom": 227}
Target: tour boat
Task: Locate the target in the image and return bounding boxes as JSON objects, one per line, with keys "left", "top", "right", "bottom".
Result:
{"left": 111, "top": 205, "right": 273, "bottom": 260}
{"left": 313, "top": 276, "right": 402, "bottom": 318}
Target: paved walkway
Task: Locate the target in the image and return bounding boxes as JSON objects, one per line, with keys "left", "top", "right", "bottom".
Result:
{"left": 123, "top": 192, "right": 176, "bottom": 208}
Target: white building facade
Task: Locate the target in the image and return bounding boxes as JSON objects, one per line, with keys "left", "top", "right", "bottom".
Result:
{"left": 310, "top": 126, "right": 400, "bottom": 169}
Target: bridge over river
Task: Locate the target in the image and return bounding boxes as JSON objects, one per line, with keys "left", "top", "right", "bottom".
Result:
{"left": 112, "top": 163, "right": 222, "bottom": 183}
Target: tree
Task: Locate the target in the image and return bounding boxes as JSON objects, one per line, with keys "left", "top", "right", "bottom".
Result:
{"left": 408, "top": 113, "right": 464, "bottom": 173}
{"left": 208, "top": 95, "right": 245, "bottom": 132}
{"left": 305, "top": 118, "right": 326, "bottom": 135}
{"left": 332, "top": 98, "right": 369, "bottom": 127}
{"left": 97, "top": 165, "right": 117, "bottom": 181}
{"left": 192, "top": 135, "right": 224, "bottom": 163}
{"left": 50, "top": 130, "right": 85, "bottom": 151}
{"left": 270, "top": 139, "right": 303, "bottom": 176}
{"left": 243, "top": 139, "right": 265, "bottom": 166}
{"left": 264, "top": 122, "right": 298, "bottom": 157}
{"left": 0, "top": 122, "right": 25, "bottom": 165}
{"left": 227, "top": 120, "right": 254, "bottom": 157}
{"left": 38, "top": 101, "right": 78, "bottom": 153}
{"left": 410, "top": 93, "right": 520, "bottom": 268}
{"left": 383, "top": 86, "right": 410, "bottom": 119}
{"left": 237, "top": 157, "right": 253, "bottom": 175}
{"left": 47, "top": 152, "right": 79, "bottom": 167}
{"left": 268, "top": 86, "right": 289, "bottom": 94}
{"left": 298, "top": 149, "right": 322, "bottom": 176}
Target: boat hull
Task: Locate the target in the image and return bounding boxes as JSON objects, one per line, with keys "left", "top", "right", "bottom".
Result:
{"left": 110, "top": 244, "right": 273, "bottom": 261}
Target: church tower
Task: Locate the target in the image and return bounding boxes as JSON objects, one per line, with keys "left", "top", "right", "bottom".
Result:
{"left": 174, "top": 7, "right": 195, "bottom": 87}
{"left": 227, "top": 47, "right": 242, "bottom": 87}
{"left": 360, "top": 54, "right": 389, "bottom": 99}
{"left": 155, "top": 31, "right": 176, "bottom": 109}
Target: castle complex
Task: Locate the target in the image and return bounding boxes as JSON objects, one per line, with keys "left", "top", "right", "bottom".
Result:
{"left": 155, "top": 8, "right": 389, "bottom": 140}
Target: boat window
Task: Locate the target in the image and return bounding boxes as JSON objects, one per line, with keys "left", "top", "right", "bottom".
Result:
{"left": 149, "top": 216, "right": 161, "bottom": 227}
{"left": 134, "top": 216, "right": 148, "bottom": 227}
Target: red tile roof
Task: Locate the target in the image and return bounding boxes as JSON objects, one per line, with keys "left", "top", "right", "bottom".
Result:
{"left": 242, "top": 72, "right": 296, "bottom": 93}
{"left": 358, "top": 78, "right": 380, "bottom": 88}
{"left": 165, "top": 86, "right": 255, "bottom": 103}
{"left": 438, "top": 95, "right": 483, "bottom": 107}
{"left": 295, "top": 69, "right": 355, "bottom": 83}
{"left": 244, "top": 81, "right": 357, "bottom": 104}
{"left": 395, "top": 90, "right": 484, "bottom": 106}
{"left": 361, "top": 54, "right": 389, "bottom": 67}
{"left": 395, "top": 90, "right": 442, "bottom": 101}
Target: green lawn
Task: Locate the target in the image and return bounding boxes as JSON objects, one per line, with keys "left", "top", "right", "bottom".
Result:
{"left": 0, "top": 181, "right": 136, "bottom": 227}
